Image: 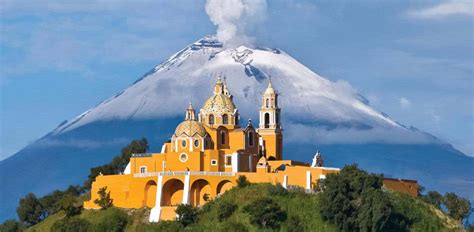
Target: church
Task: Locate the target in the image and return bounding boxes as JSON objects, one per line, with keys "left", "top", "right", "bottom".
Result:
{"left": 84, "top": 78, "right": 417, "bottom": 222}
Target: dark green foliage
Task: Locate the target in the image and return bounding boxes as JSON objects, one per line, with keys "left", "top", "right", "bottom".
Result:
{"left": 268, "top": 183, "right": 288, "bottom": 196}
{"left": 216, "top": 201, "right": 237, "bottom": 221}
{"left": 94, "top": 187, "right": 113, "bottom": 210}
{"left": 219, "top": 221, "right": 248, "bottom": 232}
{"left": 203, "top": 193, "right": 210, "bottom": 202}
{"left": 442, "top": 192, "right": 472, "bottom": 222}
{"left": 138, "top": 221, "right": 184, "bottom": 232}
{"left": 92, "top": 208, "right": 128, "bottom": 232}
{"left": 84, "top": 138, "right": 148, "bottom": 189}
{"left": 243, "top": 197, "right": 287, "bottom": 229}
{"left": 16, "top": 193, "right": 45, "bottom": 226}
{"left": 51, "top": 217, "right": 91, "bottom": 232}
{"left": 422, "top": 191, "right": 442, "bottom": 208}
{"left": 40, "top": 185, "right": 83, "bottom": 217}
{"left": 0, "top": 220, "right": 22, "bottom": 232}
{"left": 287, "top": 216, "right": 305, "bottom": 232}
{"left": 236, "top": 175, "right": 250, "bottom": 188}
{"left": 176, "top": 204, "right": 198, "bottom": 227}
{"left": 57, "top": 194, "right": 82, "bottom": 217}
{"left": 467, "top": 223, "right": 474, "bottom": 232}
{"left": 319, "top": 164, "right": 392, "bottom": 231}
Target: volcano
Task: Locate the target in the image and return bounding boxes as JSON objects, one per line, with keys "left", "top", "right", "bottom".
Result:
{"left": 1, "top": 35, "right": 472, "bottom": 221}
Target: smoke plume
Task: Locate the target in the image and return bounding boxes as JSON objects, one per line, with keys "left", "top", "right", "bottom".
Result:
{"left": 205, "top": 0, "right": 267, "bottom": 47}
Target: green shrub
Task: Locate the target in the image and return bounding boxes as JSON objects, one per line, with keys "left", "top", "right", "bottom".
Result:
{"left": 93, "top": 208, "right": 128, "bottom": 232}
{"left": 287, "top": 216, "right": 305, "bottom": 232}
{"left": 268, "top": 183, "right": 288, "bottom": 196}
{"left": 243, "top": 197, "right": 287, "bottom": 229}
{"left": 175, "top": 204, "right": 198, "bottom": 227}
{"left": 0, "top": 220, "right": 22, "bottom": 232}
{"left": 51, "top": 217, "right": 91, "bottom": 232}
{"left": 216, "top": 201, "right": 237, "bottom": 221}
{"left": 219, "top": 221, "right": 248, "bottom": 232}
{"left": 422, "top": 191, "right": 442, "bottom": 208}
{"left": 94, "top": 187, "right": 113, "bottom": 210}
{"left": 137, "top": 220, "right": 184, "bottom": 232}
{"left": 57, "top": 194, "right": 82, "bottom": 217}
{"left": 236, "top": 175, "right": 250, "bottom": 188}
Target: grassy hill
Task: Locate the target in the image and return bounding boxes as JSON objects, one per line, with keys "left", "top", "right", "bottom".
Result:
{"left": 26, "top": 183, "right": 463, "bottom": 232}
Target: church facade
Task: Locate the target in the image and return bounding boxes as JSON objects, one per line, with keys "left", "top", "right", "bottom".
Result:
{"left": 84, "top": 78, "right": 416, "bottom": 222}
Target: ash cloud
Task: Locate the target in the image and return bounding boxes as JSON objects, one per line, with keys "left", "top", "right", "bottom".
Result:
{"left": 205, "top": 0, "right": 267, "bottom": 48}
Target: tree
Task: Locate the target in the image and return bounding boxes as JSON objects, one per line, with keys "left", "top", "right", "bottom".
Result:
{"left": 16, "top": 193, "right": 45, "bottom": 226}
{"left": 243, "top": 197, "right": 287, "bottom": 229}
{"left": 175, "top": 204, "right": 198, "bottom": 227}
{"left": 442, "top": 192, "right": 472, "bottom": 223}
{"left": 94, "top": 187, "right": 113, "bottom": 210}
{"left": 0, "top": 220, "right": 22, "bottom": 232}
{"left": 84, "top": 138, "right": 148, "bottom": 188}
{"left": 58, "top": 194, "right": 82, "bottom": 217}
{"left": 422, "top": 191, "right": 442, "bottom": 208}
{"left": 318, "top": 164, "right": 391, "bottom": 231}
{"left": 236, "top": 175, "right": 250, "bottom": 188}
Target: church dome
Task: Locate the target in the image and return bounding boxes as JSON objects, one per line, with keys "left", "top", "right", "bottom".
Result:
{"left": 202, "top": 93, "right": 236, "bottom": 113}
{"left": 175, "top": 120, "right": 207, "bottom": 137}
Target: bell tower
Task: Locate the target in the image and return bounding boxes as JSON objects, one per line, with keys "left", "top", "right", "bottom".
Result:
{"left": 258, "top": 80, "right": 282, "bottom": 160}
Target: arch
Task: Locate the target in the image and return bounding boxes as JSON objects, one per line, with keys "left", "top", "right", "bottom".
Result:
{"left": 209, "top": 114, "right": 214, "bottom": 125}
{"left": 264, "top": 113, "right": 270, "bottom": 128}
{"left": 265, "top": 98, "right": 269, "bottom": 108}
{"left": 190, "top": 179, "right": 212, "bottom": 206}
{"left": 144, "top": 180, "right": 157, "bottom": 208}
{"left": 268, "top": 156, "right": 276, "bottom": 161}
{"left": 222, "top": 114, "right": 229, "bottom": 124}
{"left": 216, "top": 180, "right": 234, "bottom": 195}
{"left": 161, "top": 179, "right": 184, "bottom": 206}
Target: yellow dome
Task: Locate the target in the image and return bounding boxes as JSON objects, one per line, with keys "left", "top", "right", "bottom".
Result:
{"left": 175, "top": 120, "right": 207, "bottom": 137}
{"left": 202, "top": 94, "right": 236, "bottom": 113}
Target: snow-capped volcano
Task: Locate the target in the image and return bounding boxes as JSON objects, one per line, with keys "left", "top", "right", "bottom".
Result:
{"left": 1, "top": 35, "right": 472, "bottom": 222}
{"left": 54, "top": 35, "right": 428, "bottom": 145}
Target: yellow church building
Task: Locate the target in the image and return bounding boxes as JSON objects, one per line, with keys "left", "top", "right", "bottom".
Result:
{"left": 84, "top": 78, "right": 416, "bottom": 222}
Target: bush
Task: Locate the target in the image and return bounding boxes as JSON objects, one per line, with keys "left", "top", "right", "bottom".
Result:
{"left": 219, "top": 221, "right": 248, "bottom": 232}
{"left": 0, "top": 220, "right": 22, "bottom": 232}
{"left": 94, "top": 187, "right": 113, "bottom": 210}
{"left": 175, "top": 204, "right": 198, "bottom": 227}
{"left": 141, "top": 221, "right": 184, "bottom": 232}
{"left": 51, "top": 217, "right": 91, "bottom": 232}
{"left": 422, "top": 191, "right": 442, "bottom": 208}
{"left": 93, "top": 208, "right": 128, "bottom": 232}
{"left": 243, "top": 197, "right": 287, "bottom": 229}
{"left": 236, "top": 175, "right": 250, "bottom": 188}
{"left": 58, "top": 194, "right": 82, "bottom": 217}
{"left": 16, "top": 193, "right": 45, "bottom": 226}
{"left": 268, "top": 183, "right": 288, "bottom": 196}
{"left": 216, "top": 201, "right": 237, "bottom": 221}
{"left": 287, "top": 216, "right": 305, "bottom": 232}
{"left": 442, "top": 192, "right": 471, "bottom": 223}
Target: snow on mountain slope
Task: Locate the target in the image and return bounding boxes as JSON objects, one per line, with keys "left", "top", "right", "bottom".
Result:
{"left": 54, "top": 35, "right": 430, "bottom": 145}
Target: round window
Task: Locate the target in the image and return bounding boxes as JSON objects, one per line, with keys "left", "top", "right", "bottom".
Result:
{"left": 181, "top": 140, "right": 186, "bottom": 148}
{"left": 194, "top": 139, "right": 199, "bottom": 147}
{"left": 179, "top": 153, "right": 188, "bottom": 162}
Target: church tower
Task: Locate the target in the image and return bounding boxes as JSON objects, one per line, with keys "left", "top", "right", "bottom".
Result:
{"left": 257, "top": 80, "right": 282, "bottom": 160}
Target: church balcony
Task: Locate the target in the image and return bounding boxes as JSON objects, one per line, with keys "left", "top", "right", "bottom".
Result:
{"left": 133, "top": 171, "right": 236, "bottom": 178}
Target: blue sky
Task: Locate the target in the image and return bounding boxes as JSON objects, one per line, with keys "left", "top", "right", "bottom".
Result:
{"left": 0, "top": 0, "right": 472, "bottom": 160}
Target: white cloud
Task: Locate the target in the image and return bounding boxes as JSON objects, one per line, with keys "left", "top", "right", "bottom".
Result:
{"left": 399, "top": 97, "right": 411, "bottom": 109}
{"left": 407, "top": 1, "right": 474, "bottom": 19}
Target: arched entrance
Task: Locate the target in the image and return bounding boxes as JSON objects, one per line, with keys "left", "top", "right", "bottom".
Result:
{"left": 216, "top": 180, "right": 234, "bottom": 195}
{"left": 190, "top": 179, "right": 211, "bottom": 206}
{"left": 161, "top": 179, "right": 184, "bottom": 206}
{"left": 144, "top": 180, "right": 157, "bottom": 208}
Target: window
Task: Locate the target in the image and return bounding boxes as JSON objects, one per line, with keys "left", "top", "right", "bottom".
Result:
{"left": 194, "top": 139, "right": 199, "bottom": 148}
{"left": 222, "top": 114, "right": 228, "bottom": 124}
{"left": 220, "top": 131, "right": 226, "bottom": 145}
{"left": 266, "top": 98, "right": 269, "bottom": 108}
{"left": 225, "top": 156, "right": 232, "bottom": 166}
{"left": 264, "top": 113, "right": 270, "bottom": 128}
{"left": 140, "top": 166, "right": 147, "bottom": 173}
{"left": 248, "top": 131, "right": 254, "bottom": 147}
{"left": 209, "top": 114, "right": 214, "bottom": 125}
{"left": 235, "top": 116, "right": 239, "bottom": 125}
{"left": 179, "top": 153, "right": 188, "bottom": 162}
{"left": 181, "top": 140, "right": 187, "bottom": 148}
{"left": 211, "top": 159, "right": 218, "bottom": 166}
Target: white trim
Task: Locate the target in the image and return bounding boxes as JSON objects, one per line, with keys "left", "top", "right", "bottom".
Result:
{"left": 283, "top": 175, "right": 288, "bottom": 189}
{"left": 189, "top": 138, "right": 193, "bottom": 152}
{"left": 306, "top": 171, "right": 311, "bottom": 190}
{"left": 319, "top": 174, "right": 326, "bottom": 179}
{"left": 312, "top": 167, "right": 340, "bottom": 171}
{"left": 201, "top": 138, "right": 204, "bottom": 152}
{"left": 179, "top": 153, "right": 188, "bottom": 163}
{"left": 182, "top": 173, "right": 190, "bottom": 204}
{"left": 161, "top": 144, "right": 167, "bottom": 154}
{"left": 149, "top": 175, "right": 163, "bottom": 222}
{"left": 124, "top": 162, "right": 131, "bottom": 174}
{"left": 139, "top": 166, "right": 147, "bottom": 174}
{"left": 211, "top": 159, "right": 218, "bottom": 166}
{"left": 231, "top": 152, "right": 239, "bottom": 172}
